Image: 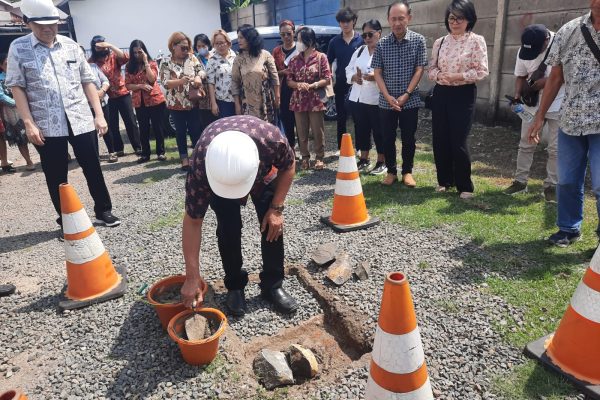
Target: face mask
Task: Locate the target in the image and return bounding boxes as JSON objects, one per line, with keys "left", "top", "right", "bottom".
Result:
{"left": 296, "top": 42, "right": 307, "bottom": 53}
{"left": 197, "top": 48, "right": 209, "bottom": 57}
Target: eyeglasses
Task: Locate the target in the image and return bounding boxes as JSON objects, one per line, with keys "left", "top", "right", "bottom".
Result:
{"left": 279, "top": 32, "right": 293, "bottom": 37}
{"left": 178, "top": 46, "right": 190, "bottom": 52}
{"left": 214, "top": 41, "right": 228, "bottom": 47}
{"left": 448, "top": 15, "right": 465, "bottom": 24}
{"left": 361, "top": 31, "right": 379, "bottom": 39}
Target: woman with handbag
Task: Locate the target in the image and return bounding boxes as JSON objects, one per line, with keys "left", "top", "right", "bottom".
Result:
{"left": 345, "top": 19, "right": 386, "bottom": 175}
{"left": 427, "top": 0, "right": 488, "bottom": 199}
{"left": 231, "top": 25, "right": 280, "bottom": 124}
{"left": 160, "top": 32, "right": 205, "bottom": 171}
{"left": 272, "top": 20, "right": 298, "bottom": 147}
{"left": 125, "top": 40, "right": 167, "bottom": 164}
{"left": 287, "top": 27, "right": 332, "bottom": 171}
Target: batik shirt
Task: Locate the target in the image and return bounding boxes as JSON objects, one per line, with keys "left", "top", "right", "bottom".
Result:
{"left": 546, "top": 12, "right": 600, "bottom": 136}
{"left": 288, "top": 51, "right": 331, "bottom": 112}
{"left": 94, "top": 52, "right": 129, "bottom": 99}
{"left": 125, "top": 61, "right": 166, "bottom": 108}
{"left": 6, "top": 33, "right": 95, "bottom": 137}
{"left": 160, "top": 54, "right": 205, "bottom": 111}
{"left": 206, "top": 49, "right": 236, "bottom": 102}
{"left": 185, "top": 115, "right": 294, "bottom": 219}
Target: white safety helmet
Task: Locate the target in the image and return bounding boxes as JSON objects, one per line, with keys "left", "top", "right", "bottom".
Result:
{"left": 20, "top": 0, "right": 60, "bottom": 25}
{"left": 205, "top": 131, "right": 259, "bottom": 199}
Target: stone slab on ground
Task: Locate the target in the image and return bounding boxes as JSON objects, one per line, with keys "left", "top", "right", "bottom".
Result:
{"left": 253, "top": 349, "right": 294, "bottom": 390}
{"left": 288, "top": 344, "right": 319, "bottom": 379}
{"left": 326, "top": 252, "right": 354, "bottom": 286}
{"left": 310, "top": 242, "right": 338, "bottom": 267}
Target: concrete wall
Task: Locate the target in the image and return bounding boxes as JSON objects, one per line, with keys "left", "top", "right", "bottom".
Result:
{"left": 343, "top": 0, "right": 591, "bottom": 123}
{"left": 69, "top": 0, "right": 221, "bottom": 56}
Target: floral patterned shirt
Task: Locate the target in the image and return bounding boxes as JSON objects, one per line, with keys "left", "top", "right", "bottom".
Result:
{"left": 428, "top": 32, "right": 489, "bottom": 85}
{"left": 125, "top": 60, "right": 166, "bottom": 108}
{"left": 185, "top": 115, "right": 295, "bottom": 219}
{"left": 206, "top": 49, "right": 236, "bottom": 102}
{"left": 288, "top": 51, "right": 331, "bottom": 112}
{"left": 94, "top": 52, "right": 129, "bottom": 99}
{"left": 546, "top": 12, "right": 600, "bottom": 136}
{"left": 159, "top": 54, "right": 205, "bottom": 111}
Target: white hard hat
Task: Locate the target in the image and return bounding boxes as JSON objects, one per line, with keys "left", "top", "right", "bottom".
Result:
{"left": 21, "top": 0, "right": 60, "bottom": 25}
{"left": 205, "top": 131, "right": 259, "bottom": 199}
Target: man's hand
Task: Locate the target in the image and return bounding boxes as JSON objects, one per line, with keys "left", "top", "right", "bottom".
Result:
{"left": 386, "top": 94, "right": 401, "bottom": 111}
{"left": 95, "top": 115, "right": 108, "bottom": 136}
{"left": 181, "top": 275, "right": 205, "bottom": 308}
{"left": 25, "top": 121, "right": 44, "bottom": 146}
{"left": 530, "top": 78, "right": 547, "bottom": 91}
{"left": 527, "top": 115, "right": 544, "bottom": 144}
{"left": 261, "top": 209, "right": 283, "bottom": 242}
{"left": 396, "top": 93, "right": 410, "bottom": 108}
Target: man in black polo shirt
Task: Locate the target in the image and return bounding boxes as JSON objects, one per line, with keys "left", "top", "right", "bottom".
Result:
{"left": 373, "top": 0, "right": 427, "bottom": 188}
{"left": 327, "top": 7, "right": 364, "bottom": 151}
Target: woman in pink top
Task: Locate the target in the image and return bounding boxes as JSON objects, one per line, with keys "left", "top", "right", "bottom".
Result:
{"left": 428, "top": 0, "right": 488, "bottom": 199}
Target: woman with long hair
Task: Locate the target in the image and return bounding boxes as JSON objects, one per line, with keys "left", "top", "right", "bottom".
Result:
{"left": 206, "top": 29, "right": 237, "bottom": 119}
{"left": 193, "top": 33, "right": 216, "bottom": 134}
{"left": 287, "top": 27, "right": 332, "bottom": 170}
{"left": 231, "top": 24, "right": 280, "bottom": 124}
{"left": 428, "top": 0, "right": 488, "bottom": 199}
{"left": 159, "top": 32, "right": 205, "bottom": 171}
{"left": 125, "top": 39, "right": 167, "bottom": 163}
{"left": 272, "top": 20, "right": 297, "bottom": 147}
{"left": 345, "top": 19, "right": 386, "bottom": 175}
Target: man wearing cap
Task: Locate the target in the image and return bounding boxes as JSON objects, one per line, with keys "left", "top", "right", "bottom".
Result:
{"left": 6, "top": 0, "right": 121, "bottom": 233}
{"left": 504, "top": 24, "right": 564, "bottom": 203}
{"left": 181, "top": 115, "right": 298, "bottom": 316}
{"left": 529, "top": 0, "right": 600, "bottom": 247}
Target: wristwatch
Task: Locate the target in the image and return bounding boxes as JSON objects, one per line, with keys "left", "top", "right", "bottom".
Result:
{"left": 270, "top": 203, "right": 285, "bottom": 213}
{"left": 404, "top": 89, "right": 413, "bottom": 95}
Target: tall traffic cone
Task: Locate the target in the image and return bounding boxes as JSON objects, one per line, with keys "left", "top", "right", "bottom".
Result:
{"left": 57, "top": 183, "right": 127, "bottom": 311}
{"left": 366, "top": 272, "right": 434, "bottom": 400}
{"left": 0, "top": 389, "right": 28, "bottom": 400}
{"left": 320, "top": 133, "right": 380, "bottom": 233}
{"left": 525, "top": 246, "right": 600, "bottom": 398}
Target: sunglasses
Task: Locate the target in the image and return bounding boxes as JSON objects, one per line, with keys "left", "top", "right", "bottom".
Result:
{"left": 279, "top": 32, "right": 293, "bottom": 37}
{"left": 361, "top": 31, "right": 379, "bottom": 39}
{"left": 448, "top": 15, "right": 465, "bottom": 24}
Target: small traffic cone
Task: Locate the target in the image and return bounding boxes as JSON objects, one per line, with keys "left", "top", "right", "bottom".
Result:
{"left": 366, "top": 272, "right": 434, "bottom": 400}
{"left": 320, "top": 133, "right": 380, "bottom": 233}
{"left": 57, "top": 183, "right": 127, "bottom": 311}
{"left": 0, "top": 389, "right": 28, "bottom": 400}
{"left": 525, "top": 246, "right": 600, "bottom": 398}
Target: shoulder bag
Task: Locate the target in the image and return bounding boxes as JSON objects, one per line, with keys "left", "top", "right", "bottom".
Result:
{"left": 424, "top": 36, "right": 445, "bottom": 110}
{"left": 317, "top": 52, "right": 334, "bottom": 104}
{"left": 581, "top": 22, "right": 600, "bottom": 65}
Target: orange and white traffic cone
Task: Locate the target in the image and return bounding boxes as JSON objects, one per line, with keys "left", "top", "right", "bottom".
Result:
{"left": 366, "top": 272, "right": 434, "bottom": 400}
{"left": 58, "top": 183, "right": 127, "bottom": 311}
{"left": 320, "top": 133, "right": 380, "bottom": 233}
{"left": 525, "top": 246, "right": 600, "bottom": 397}
{"left": 0, "top": 389, "right": 28, "bottom": 400}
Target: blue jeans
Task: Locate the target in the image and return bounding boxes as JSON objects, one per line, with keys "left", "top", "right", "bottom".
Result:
{"left": 170, "top": 109, "right": 201, "bottom": 159}
{"left": 557, "top": 129, "right": 600, "bottom": 234}
{"left": 217, "top": 100, "right": 236, "bottom": 119}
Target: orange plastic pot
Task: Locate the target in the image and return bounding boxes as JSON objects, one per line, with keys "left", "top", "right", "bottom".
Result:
{"left": 147, "top": 275, "right": 208, "bottom": 330}
{"left": 0, "top": 390, "right": 28, "bottom": 400}
{"left": 168, "top": 307, "right": 227, "bottom": 366}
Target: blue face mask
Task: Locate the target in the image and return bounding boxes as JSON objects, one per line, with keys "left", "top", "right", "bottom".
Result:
{"left": 197, "top": 48, "right": 209, "bottom": 58}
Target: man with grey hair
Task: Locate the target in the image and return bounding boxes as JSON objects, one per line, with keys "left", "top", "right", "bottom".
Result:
{"left": 7, "top": 0, "right": 120, "bottom": 236}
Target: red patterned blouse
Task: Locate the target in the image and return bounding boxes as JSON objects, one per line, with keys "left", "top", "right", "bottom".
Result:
{"left": 94, "top": 52, "right": 129, "bottom": 99}
{"left": 287, "top": 51, "right": 331, "bottom": 113}
{"left": 125, "top": 61, "right": 166, "bottom": 108}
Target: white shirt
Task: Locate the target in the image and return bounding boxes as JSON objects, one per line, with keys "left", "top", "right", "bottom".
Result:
{"left": 345, "top": 45, "right": 379, "bottom": 106}
{"left": 514, "top": 31, "right": 565, "bottom": 114}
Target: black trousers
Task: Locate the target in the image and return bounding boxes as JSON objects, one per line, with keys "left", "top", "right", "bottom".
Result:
{"left": 380, "top": 107, "right": 419, "bottom": 175}
{"left": 209, "top": 183, "right": 284, "bottom": 292}
{"left": 334, "top": 81, "right": 350, "bottom": 149}
{"left": 36, "top": 126, "right": 112, "bottom": 220}
{"left": 136, "top": 102, "right": 166, "bottom": 158}
{"left": 352, "top": 102, "right": 384, "bottom": 154}
{"left": 280, "top": 84, "right": 296, "bottom": 147}
{"left": 199, "top": 108, "right": 218, "bottom": 136}
{"left": 108, "top": 94, "right": 141, "bottom": 152}
{"left": 431, "top": 84, "right": 476, "bottom": 193}
{"left": 92, "top": 104, "right": 115, "bottom": 154}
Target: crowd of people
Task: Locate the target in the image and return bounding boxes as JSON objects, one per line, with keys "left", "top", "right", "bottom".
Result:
{"left": 1, "top": 0, "right": 599, "bottom": 313}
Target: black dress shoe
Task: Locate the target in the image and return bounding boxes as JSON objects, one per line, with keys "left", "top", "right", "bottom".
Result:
{"left": 261, "top": 287, "right": 298, "bottom": 314}
{"left": 226, "top": 290, "right": 246, "bottom": 316}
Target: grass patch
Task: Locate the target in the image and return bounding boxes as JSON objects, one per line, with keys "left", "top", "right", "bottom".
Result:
{"left": 254, "top": 387, "right": 290, "bottom": 400}
{"left": 148, "top": 199, "right": 184, "bottom": 231}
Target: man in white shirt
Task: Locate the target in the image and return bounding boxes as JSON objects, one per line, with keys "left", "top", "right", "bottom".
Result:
{"left": 504, "top": 24, "right": 565, "bottom": 203}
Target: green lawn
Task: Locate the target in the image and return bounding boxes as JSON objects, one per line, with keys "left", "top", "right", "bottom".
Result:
{"left": 360, "top": 146, "right": 597, "bottom": 400}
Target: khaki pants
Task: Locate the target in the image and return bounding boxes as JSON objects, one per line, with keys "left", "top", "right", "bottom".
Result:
{"left": 515, "top": 112, "right": 559, "bottom": 187}
{"left": 294, "top": 111, "right": 325, "bottom": 160}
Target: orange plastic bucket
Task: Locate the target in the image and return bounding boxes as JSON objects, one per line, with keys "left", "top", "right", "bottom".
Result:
{"left": 0, "top": 390, "right": 28, "bottom": 400}
{"left": 147, "top": 275, "right": 208, "bottom": 330}
{"left": 168, "top": 308, "right": 227, "bottom": 366}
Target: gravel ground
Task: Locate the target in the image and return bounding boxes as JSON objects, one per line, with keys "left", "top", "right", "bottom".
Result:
{"left": 0, "top": 124, "right": 585, "bottom": 399}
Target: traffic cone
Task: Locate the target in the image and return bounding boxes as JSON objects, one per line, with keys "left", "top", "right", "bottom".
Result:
{"left": 57, "top": 183, "right": 127, "bottom": 311}
{"left": 525, "top": 246, "right": 600, "bottom": 398}
{"left": 0, "top": 389, "right": 28, "bottom": 400}
{"left": 366, "top": 272, "right": 434, "bottom": 400}
{"left": 320, "top": 133, "right": 380, "bottom": 233}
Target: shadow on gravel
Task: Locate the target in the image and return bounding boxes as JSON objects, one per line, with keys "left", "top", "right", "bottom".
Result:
{"left": 0, "top": 229, "right": 59, "bottom": 254}
{"left": 99, "top": 160, "right": 139, "bottom": 173}
{"left": 15, "top": 291, "right": 63, "bottom": 313}
{"left": 113, "top": 168, "right": 181, "bottom": 185}
{"left": 294, "top": 169, "right": 337, "bottom": 187}
{"left": 106, "top": 301, "right": 203, "bottom": 399}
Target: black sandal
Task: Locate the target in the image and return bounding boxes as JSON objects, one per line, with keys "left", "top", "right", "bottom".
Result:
{"left": 1, "top": 165, "right": 16, "bottom": 173}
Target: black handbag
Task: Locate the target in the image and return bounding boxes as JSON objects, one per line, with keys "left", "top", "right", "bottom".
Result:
{"left": 425, "top": 37, "right": 445, "bottom": 110}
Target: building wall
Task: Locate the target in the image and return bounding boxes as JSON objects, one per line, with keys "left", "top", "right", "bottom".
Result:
{"left": 69, "top": 0, "right": 221, "bottom": 56}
